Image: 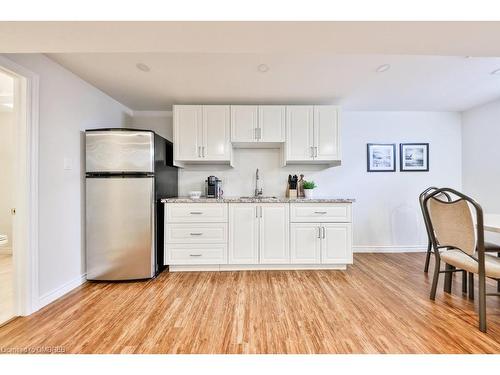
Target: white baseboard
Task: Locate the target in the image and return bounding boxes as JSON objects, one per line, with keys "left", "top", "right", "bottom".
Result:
{"left": 0, "top": 247, "right": 12, "bottom": 255}
{"left": 353, "top": 245, "right": 426, "bottom": 253}
{"left": 37, "top": 273, "right": 87, "bottom": 310}
{"left": 169, "top": 264, "right": 348, "bottom": 272}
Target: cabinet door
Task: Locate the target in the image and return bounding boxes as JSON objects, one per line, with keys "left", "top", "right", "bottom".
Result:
{"left": 231, "top": 105, "right": 258, "bottom": 142}
{"left": 314, "top": 106, "right": 340, "bottom": 161}
{"left": 321, "top": 223, "right": 352, "bottom": 264}
{"left": 259, "top": 204, "right": 289, "bottom": 264}
{"left": 173, "top": 105, "right": 203, "bottom": 160}
{"left": 258, "top": 105, "right": 285, "bottom": 142}
{"left": 229, "top": 204, "right": 259, "bottom": 264}
{"left": 290, "top": 223, "right": 321, "bottom": 264}
{"left": 202, "top": 105, "right": 231, "bottom": 160}
{"left": 286, "top": 106, "right": 314, "bottom": 161}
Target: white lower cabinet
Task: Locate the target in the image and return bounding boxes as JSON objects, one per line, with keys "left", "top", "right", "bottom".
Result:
{"left": 290, "top": 223, "right": 321, "bottom": 264}
{"left": 290, "top": 222, "right": 352, "bottom": 264}
{"left": 165, "top": 202, "right": 228, "bottom": 266}
{"left": 229, "top": 203, "right": 289, "bottom": 264}
{"left": 165, "top": 202, "right": 352, "bottom": 269}
{"left": 322, "top": 223, "right": 353, "bottom": 264}
{"left": 167, "top": 243, "right": 227, "bottom": 265}
{"left": 228, "top": 204, "right": 260, "bottom": 264}
{"left": 259, "top": 204, "right": 290, "bottom": 264}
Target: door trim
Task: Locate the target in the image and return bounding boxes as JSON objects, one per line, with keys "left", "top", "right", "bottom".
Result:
{"left": 0, "top": 55, "right": 40, "bottom": 316}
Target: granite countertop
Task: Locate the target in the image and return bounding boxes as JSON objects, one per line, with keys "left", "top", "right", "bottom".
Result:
{"left": 161, "top": 197, "right": 355, "bottom": 203}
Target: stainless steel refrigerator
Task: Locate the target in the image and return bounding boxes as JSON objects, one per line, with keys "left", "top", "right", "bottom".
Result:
{"left": 85, "top": 129, "right": 178, "bottom": 281}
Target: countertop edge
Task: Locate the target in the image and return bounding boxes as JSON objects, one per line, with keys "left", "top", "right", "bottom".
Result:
{"left": 160, "top": 198, "right": 356, "bottom": 204}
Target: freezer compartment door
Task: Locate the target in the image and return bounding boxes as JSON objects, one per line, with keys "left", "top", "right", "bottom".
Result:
{"left": 86, "top": 130, "right": 154, "bottom": 173}
{"left": 86, "top": 177, "right": 155, "bottom": 280}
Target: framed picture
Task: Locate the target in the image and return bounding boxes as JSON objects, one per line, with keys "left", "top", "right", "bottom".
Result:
{"left": 367, "top": 143, "right": 396, "bottom": 172}
{"left": 400, "top": 143, "right": 429, "bottom": 172}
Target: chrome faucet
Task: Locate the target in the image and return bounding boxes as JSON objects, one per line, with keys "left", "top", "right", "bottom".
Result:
{"left": 254, "top": 168, "right": 263, "bottom": 197}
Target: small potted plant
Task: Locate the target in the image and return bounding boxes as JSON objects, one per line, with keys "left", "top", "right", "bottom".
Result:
{"left": 302, "top": 180, "right": 317, "bottom": 199}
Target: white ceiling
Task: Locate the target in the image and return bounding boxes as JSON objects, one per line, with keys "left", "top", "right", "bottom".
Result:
{"left": 3, "top": 22, "right": 500, "bottom": 111}
{"left": 3, "top": 22, "right": 500, "bottom": 56}
{"left": 47, "top": 53, "right": 500, "bottom": 111}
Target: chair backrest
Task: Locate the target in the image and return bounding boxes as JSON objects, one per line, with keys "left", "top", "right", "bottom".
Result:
{"left": 423, "top": 188, "right": 484, "bottom": 256}
{"left": 428, "top": 198, "right": 476, "bottom": 255}
{"left": 419, "top": 187, "right": 451, "bottom": 242}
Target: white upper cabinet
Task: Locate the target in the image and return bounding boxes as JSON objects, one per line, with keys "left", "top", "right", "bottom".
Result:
{"left": 231, "top": 105, "right": 285, "bottom": 144}
{"left": 174, "top": 105, "right": 231, "bottom": 164}
{"left": 285, "top": 105, "right": 341, "bottom": 164}
{"left": 286, "top": 105, "right": 315, "bottom": 161}
{"left": 258, "top": 105, "right": 285, "bottom": 142}
{"left": 174, "top": 103, "right": 341, "bottom": 166}
{"left": 173, "top": 105, "right": 203, "bottom": 161}
{"left": 203, "top": 105, "right": 231, "bottom": 160}
{"left": 231, "top": 105, "right": 258, "bottom": 142}
{"left": 314, "top": 106, "right": 340, "bottom": 161}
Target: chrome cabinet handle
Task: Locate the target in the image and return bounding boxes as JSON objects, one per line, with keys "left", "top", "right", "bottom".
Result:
{"left": 202, "top": 146, "right": 205, "bottom": 158}
{"left": 260, "top": 206, "right": 263, "bottom": 218}
{"left": 314, "top": 146, "right": 318, "bottom": 157}
{"left": 189, "top": 254, "right": 202, "bottom": 257}
{"left": 198, "top": 146, "right": 201, "bottom": 158}
{"left": 190, "top": 233, "right": 203, "bottom": 236}
{"left": 189, "top": 211, "right": 203, "bottom": 215}
{"left": 314, "top": 211, "right": 327, "bottom": 214}
{"left": 317, "top": 227, "right": 321, "bottom": 238}
{"left": 310, "top": 146, "right": 314, "bottom": 158}
{"left": 322, "top": 227, "right": 326, "bottom": 239}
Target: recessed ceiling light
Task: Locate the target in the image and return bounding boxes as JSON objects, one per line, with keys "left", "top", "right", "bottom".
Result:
{"left": 136, "top": 63, "right": 150, "bottom": 72}
{"left": 376, "top": 64, "right": 391, "bottom": 73}
{"left": 257, "top": 64, "right": 269, "bottom": 73}
{"left": 491, "top": 68, "right": 500, "bottom": 75}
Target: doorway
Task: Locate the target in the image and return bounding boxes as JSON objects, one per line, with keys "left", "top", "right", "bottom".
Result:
{"left": 0, "top": 69, "right": 15, "bottom": 324}
{"left": 0, "top": 55, "right": 39, "bottom": 324}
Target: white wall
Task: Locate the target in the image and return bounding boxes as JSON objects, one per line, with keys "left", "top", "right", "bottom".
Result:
{"left": 5, "top": 54, "right": 132, "bottom": 305}
{"left": 462, "top": 98, "right": 500, "bottom": 244}
{"left": 130, "top": 113, "right": 173, "bottom": 141}
{"left": 0, "top": 111, "right": 14, "bottom": 253}
{"left": 462, "top": 98, "right": 500, "bottom": 213}
{"left": 177, "top": 111, "right": 462, "bottom": 251}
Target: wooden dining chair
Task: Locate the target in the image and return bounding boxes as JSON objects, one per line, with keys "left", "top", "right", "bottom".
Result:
{"left": 422, "top": 188, "right": 500, "bottom": 332}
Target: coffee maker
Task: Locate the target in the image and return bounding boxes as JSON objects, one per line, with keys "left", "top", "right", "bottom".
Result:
{"left": 205, "top": 176, "right": 223, "bottom": 198}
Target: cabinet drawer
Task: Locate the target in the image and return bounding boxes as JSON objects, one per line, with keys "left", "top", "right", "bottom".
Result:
{"left": 165, "top": 243, "right": 227, "bottom": 265}
{"left": 290, "top": 203, "right": 351, "bottom": 223}
{"left": 166, "top": 203, "right": 228, "bottom": 223}
{"left": 166, "top": 223, "right": 227, "bottom": 243}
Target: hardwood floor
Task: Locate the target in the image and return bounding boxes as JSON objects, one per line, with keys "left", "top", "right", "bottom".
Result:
{"left": 0, "top": 254, "right": 14, "bottom": 325}
{"left": 0, "top": 253, "right": 499, "bottom": 354}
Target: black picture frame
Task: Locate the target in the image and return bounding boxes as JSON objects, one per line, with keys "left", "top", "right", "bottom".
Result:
{"left": 366, "top": 143, "right": 396, "bottom": 172}
{"left": 399, "top": 143, "right": 429, "bottom": 172}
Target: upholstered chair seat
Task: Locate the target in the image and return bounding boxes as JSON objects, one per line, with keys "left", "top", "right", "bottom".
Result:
{"left": 440, "top": 250, "right": 500, "bottom": 279}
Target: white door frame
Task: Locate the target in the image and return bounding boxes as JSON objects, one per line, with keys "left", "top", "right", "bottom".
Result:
{"left": 0, "top": 55, "right": 39, "bottom": 316}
